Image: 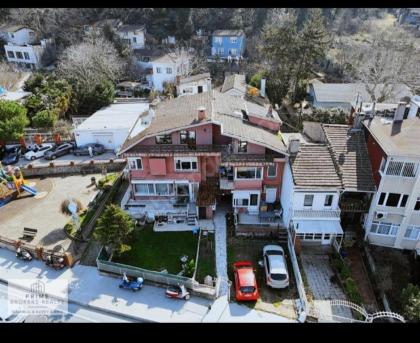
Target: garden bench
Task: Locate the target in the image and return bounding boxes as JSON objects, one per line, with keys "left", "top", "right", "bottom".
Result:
{"left": 22, "top": 227, "right": 37, "bottom": 240}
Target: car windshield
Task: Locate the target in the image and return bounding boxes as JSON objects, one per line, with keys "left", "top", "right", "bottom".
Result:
{"left": 240, "top": 286, "right": 256, "bottom": 294}
{"left": 271, "top": 273, "right": 287, "bottom": 281}
{"left": 266, "top": 250, "right": 283, "bottom": 256}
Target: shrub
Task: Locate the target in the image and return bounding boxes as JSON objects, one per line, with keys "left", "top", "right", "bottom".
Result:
{"left": 184, "top": 258, "right": 195, "bottom": 278}
{"left": 32, "top": 109, "right": 58, "bottom": 128}
{"left": 401, "top": 283, "right": 420, "bottom": 322}
{"left": 344, "top": 277, "right": 363, "bottom": 305}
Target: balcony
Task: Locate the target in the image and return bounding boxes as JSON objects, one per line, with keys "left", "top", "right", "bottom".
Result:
{"left": 291, "top": 209, "right": 341, "bottom": 219}
{"left": 339, "top": 198, "right": 370, "bottom": 213}
{"left": 125, "top": 144, "right": 222, "bottom": 156}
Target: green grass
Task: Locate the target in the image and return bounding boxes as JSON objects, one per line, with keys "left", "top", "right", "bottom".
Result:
{"left": 98, "top": 173, "right": 119, "bottom": 189}
{"left": 113, "top": 225, "right": 199, "bottom": 274}
{"left": 195, "top": 232, "right": 216, "bottom": 283}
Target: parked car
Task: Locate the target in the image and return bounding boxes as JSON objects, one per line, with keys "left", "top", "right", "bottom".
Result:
{"left": 233, "top": 261, "right": 259, "bottom": 301}
{"left": 262, "top": 245, "right": 289, "bottom": 289}
{"left": 44, "top": 142, "right": 75, "bottom": 160}
{"left": 73, "top": 143, "right": 105, "bottom": 156}
{"left": 24, "top": 143, "right": 54, "bottom": 161}
{"left": 1, "top": 145, "right": 21, "bottom": 165}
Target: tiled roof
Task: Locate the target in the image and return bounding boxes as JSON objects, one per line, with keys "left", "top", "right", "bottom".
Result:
{"left": 213, "top": 30, "right": 245, "bottom": 36}
{"left": 117, "top": 24, "right": 145, "bottom": 33}
{"left": 290, "top": 144, "right": 342, "bottom": 189}
{"left": 120, "top": 91, "right": 287, "bottom": 155}
{"left": 221, "top": 74, "right": 246, "bottom": 94}
{"left": 180, "top": 73, "right": 211, "bottom": 85}
{"left": 322, "top": 124, "right": 376, "bottom": 192}
{"left": 0, "top": 25, "right": 28, "bottom": 33}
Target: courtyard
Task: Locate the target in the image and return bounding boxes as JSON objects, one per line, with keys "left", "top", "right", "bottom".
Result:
{"left": 0, "top": 173, "right": 102, "bottom": 251}
{"left": 227, "top": 236, "right": 298, "bottom": 320}
{"left": 113, "top": 225, "right": 216, "bottom": 284}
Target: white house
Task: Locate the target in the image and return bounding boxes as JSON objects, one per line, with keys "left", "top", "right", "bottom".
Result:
{"left": 220, "top": 74, "right": 246, "bottom": 98}
{"left": 136, "top": 50, "right": 190, "bottom": 92}
{"left": 1, "top": 25, "right": 54, "bottom": 70}
{"left": 176, "top": 73, "right": 211, "bottom": 96}
{"left": 280, "top": 138, "right": 344, "bottom": 247}
{"left": 73, "top": 102, "right": 150, "bottom": 151}
{"left": 116, "top": 24, "right": 146, "bottom": 50}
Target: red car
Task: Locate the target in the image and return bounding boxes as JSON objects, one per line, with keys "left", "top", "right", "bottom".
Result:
{"left": 233, "top": 261, "right": 260, "bottom": 301}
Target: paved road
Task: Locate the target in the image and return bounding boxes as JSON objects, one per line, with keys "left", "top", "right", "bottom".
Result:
{"left": 0, "top": 283, "right": 134, "bottom": 323}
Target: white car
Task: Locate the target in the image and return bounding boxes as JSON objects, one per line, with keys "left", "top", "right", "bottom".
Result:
{"left": 24, "top": 143, "right": 54, "bottom": 161}
{"left": 263, "top": 245, "right": 289, "bottom": 289}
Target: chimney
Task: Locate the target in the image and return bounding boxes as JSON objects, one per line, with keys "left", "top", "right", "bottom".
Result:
{"left": 408, "top": 95, "right": 420, "bottom": 119}
{"left": 288, "top": 138, "right": 300, "bottom": 155}
{"left": 394, "top": 101, "right": 406, "bottom": 122}
{"left": 260, "top": 78, "right": 266, "bottom": 98}
{"left": 198, "top": 106, "right": 206, "bottom": 121}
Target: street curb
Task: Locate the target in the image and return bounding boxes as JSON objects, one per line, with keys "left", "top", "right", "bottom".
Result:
{"left": 0, "top": 278, "right": 153, "bottom": 323}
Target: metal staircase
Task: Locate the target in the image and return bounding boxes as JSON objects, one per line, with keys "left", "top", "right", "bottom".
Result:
{"left": 187, "top": 203, "right": 198, "bottom": 226}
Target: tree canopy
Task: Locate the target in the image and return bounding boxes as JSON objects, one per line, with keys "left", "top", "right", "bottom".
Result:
{"left": 0, "top": 100, "right": 29, "bottom": 141}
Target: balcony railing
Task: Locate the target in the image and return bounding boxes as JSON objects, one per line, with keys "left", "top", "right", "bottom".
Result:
{"left": 339, "top": 200, "right": 370, "bottom": 213}
{"left": 291, "top": 209, "right": 341, "bottom": 219}
{"left": 125, "top": 144, "right": 223, "bottom": 155}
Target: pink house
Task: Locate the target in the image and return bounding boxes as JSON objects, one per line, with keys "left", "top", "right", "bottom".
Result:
{"left": 118, "top": 90, "right": 288, "bottom": 228}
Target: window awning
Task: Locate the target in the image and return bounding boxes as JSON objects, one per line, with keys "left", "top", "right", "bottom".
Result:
{"left": 294, "top": 220, "right": 343, "bottom": 235}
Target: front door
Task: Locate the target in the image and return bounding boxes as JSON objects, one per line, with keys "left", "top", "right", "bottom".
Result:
{"left": 199, "top": 207, "right": 207, "bottom": 219}
{"left": 265, "top": 188, "right": 277, "bottom": 203}
{"left": 197, "top": 85, "right": 203, "bottom": 93}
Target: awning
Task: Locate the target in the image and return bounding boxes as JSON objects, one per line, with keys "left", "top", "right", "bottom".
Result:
{"left": 294, "top": 220, "right": 343, "bottom": 235}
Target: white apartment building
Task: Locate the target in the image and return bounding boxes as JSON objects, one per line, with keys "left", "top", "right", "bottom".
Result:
{"left": 363, "top": 111, "right": 420, "bottom": 252}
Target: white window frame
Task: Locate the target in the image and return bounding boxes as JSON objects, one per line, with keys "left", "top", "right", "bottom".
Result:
{"left": 377, "top": 192, "right": 409, "bottom": 208}
{"left": 174, "top": 157, "right": 198, "bottom": 172}
{"left": 166, "top": 67, "right": 172, "bottom": 74}
{"left": 415, "top": 197, "right": 420, "bottom": 211}
{"left": 133, "top": 181, "right": 176, "bottom": 196}
{"left": 229, "top": 48, "right": 237, "bottom": 56}
{"left": 404, "top": 225, "right": 420, "bottom": 240}
{"left": 370, "top": 221, "right": 399, "bottom": 236}
{"left": 234, "top": 167, "right": 263, "bottom": 180}
{"left": 267, "top": 164, "right": 277, "bottom": 178}
{"left": 214, "top": 36, "right": 222, "bottom": 44}
{"left": 324, "top": 194, "right": 334, "bottom": 208}
{"left": 156, "top": 67, "right": 162, "bottom": 74}
{"left": 128, "top": 157, "right": 143, "bottom": 170}
{"left": 217, "top": 47, "right": 224, "bottom": 55}
{"left": 230, "top": 36, "right": 237, "bottom": 44}
{"left": 303, "top": 194, "right": 314, "bottom": 207}
{"left": 233, "top": 191, "right": 260, "bottom": 209}
{"left": 23, "top": 52, "right": 30, "bottom": 60}
{"left": 379, "top": 157, "right": 386, "bottom": 175}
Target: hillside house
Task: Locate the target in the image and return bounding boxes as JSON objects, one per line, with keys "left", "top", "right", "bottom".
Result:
{"left": 211, "top": 30, "right": 246, "bottom": 60}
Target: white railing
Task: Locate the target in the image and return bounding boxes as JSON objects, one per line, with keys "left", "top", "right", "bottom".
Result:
{"left": 292, "top": 209, "right": 341, "bottom": 219}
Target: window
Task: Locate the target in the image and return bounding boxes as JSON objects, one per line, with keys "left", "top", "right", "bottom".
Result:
{"left": 386, "top": 193, "right": 401, "bottom": 207}
{"left": 23, "top": 52, "right": 29, "bottom": 60}
{"left": 132, "top": 37, "right": 137, "bottom": 43}
{"left": 135, "top": 183, "right": 155, "bottom": 195}
{"left": 235, "top": 167, "right": 262, "bottom": 179}
{"left": 405, "top": 225, "right": 420, "bottom": 240}
{"left": 415, "top": 197, "right": 420, "bottom": 211}
{"left": 180, "top": 130, "right": 196, "bottom": 145}
{"left": 7, "top": 51, "right": 14, "bottom": 58}
{"left": 166, "top": 67, "right": 172, "bottom": 74}
{"left": 267, "top": 165, "right": 277, "bottom": 178}
{"left": 215, "top": 37, "right": 222, "bottom": 44}
{"left": 230, "top": 37, "right": 237, "bottom": 43}
{"left": 128, "top": 158, "right": 142, "bottom": 170}
{"left": 250, "top": 194, "right": 258, "bottom": 206}
{"left": 370, "top": 221, "right": 399, "bottom": 236}
{"left": 400, "top": 194, "right": 409, "bottom": 208}
{"left": 175, "top": 157, "right": 198, "bottom": 171}
{"left": 229, "top": 48, "right": 237, "bottom": 56}
{"left": 304, "top": 233, "right": 314, "bottom": 240}
{"left": 135, "top": 183, "right": 175, "bottom": 196}
{"left": 155, "top": 134, "right": 172, "bottom": 144}
{"left": 324, "top": 234, "right": 331, "bottom": 240}
{"left": 324, "top": 195, "right": 334, "bottom": 207}
{"left": 386, "top": 161, "right": 417, "bottom": 177}
{"left": 304, "top": 194, "right": 314, "bottom": 207}
{"left": 379, "top": 157, "right": 386, "bottom": 173}
{"left": 15, "top": 51, "right": 23, "bottom": 59}
{"left": 378, "top": 192, "right": 386, "bottom": 205}
{"left": 217, "top": 48, "right": 224, "bottom": 55}
{"left": 314, "top": 233, "right": 322, "bottom": 240}
{"left": 238, "top": 141, "right": 247, "bottom": 153}
{"left": 234, "top": 198, "right": 249, "bottom": 206}
{"left": 156, "top": 67, "right": 162, "bottom": 73}
{"left": 155, "top": 183, "right": 174, "bottom": 195}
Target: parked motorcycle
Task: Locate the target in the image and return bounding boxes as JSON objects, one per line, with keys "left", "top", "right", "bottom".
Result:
{"left": 119, "top": 272, "right": 143, "bottom": 292}
{"left": 16, "top": 247, "right": 33, "bottom": 261}
{"left": 45, "top": 255, "right": 65, "bottom": 270}
{"left": 165, "top": 284, "right": 190, "bottom": 300}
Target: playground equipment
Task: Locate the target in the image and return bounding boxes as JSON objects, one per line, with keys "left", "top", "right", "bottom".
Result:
{"left": 0, "top": 162, "right": 37, "bottom": 208}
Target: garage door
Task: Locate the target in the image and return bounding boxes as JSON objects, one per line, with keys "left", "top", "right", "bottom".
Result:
{"left": 92, "top": 133, "right": 114, "bottom": 149}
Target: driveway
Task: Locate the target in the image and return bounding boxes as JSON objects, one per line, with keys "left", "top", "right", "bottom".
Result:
{"left": 17, "top": 152, "right": 118, "bottom": 168}
{"left": 300, "top": 252, "right": 353, "bottom": 322}
{"left": 0, "top": 174, "right": 102, "bottom": 251}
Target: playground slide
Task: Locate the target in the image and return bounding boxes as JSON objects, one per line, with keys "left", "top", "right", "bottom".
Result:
{"left": 21, "top": 185, "right": 37, "bottom": 196}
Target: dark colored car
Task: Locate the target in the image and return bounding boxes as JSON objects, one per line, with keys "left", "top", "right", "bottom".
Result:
{"left": 44, "top": 142, "right": 76, "bottom": 160}
{"left": 1, "top": 146, "right": 22, "bottom": 165}
{"left": 73, "top": 143, "right": 105, "bottom": 156}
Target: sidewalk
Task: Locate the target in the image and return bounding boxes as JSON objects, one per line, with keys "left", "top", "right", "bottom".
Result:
{"left": 213, "top": 208, "right": 228, "bottom": 296}
{"left": 0, "top": 248, "right": 296, "bottom": 323}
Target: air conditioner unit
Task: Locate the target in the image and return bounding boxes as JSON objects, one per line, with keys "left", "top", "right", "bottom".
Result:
{"left": 375, "top": 211, "right": 388, "bottom": 219}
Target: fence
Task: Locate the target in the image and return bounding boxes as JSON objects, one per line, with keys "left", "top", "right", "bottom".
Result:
{"left": 287, "top": 227, "right": 309, "bottom": 323}
{"left": 96, "top": 246, "right": 216, "bottom": 299}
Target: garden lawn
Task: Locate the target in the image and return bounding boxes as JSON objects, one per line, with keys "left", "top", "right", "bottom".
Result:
{"left": 113, "top": 225, "right": 199, "bottom": 275}
{"left": 195, "top": 231, "right": 216, "bottom": 283}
